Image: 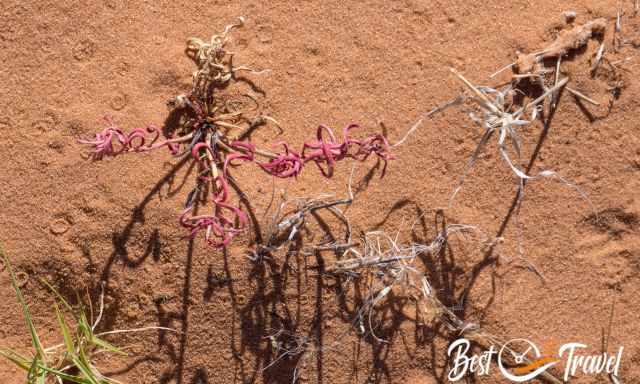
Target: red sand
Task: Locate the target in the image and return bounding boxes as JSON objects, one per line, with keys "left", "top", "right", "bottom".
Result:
{"left": 1, "top": 1, "right": 639, "bottom": 383}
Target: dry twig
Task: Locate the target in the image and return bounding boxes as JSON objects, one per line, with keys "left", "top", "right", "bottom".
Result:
{"left": 514, "top": 18, "right": 607, "bottom": 74}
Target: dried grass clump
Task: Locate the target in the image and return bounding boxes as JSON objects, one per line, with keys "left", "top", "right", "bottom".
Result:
{"left": 447, "top": 68, "right": 591, "bottom": 207}
{"left": 324, "top": 228, "right": 568, "bottom": 383}
{"left": 443, "top": 18, "right": 617, "bottom": 209}
{"left": 250, "top": 191, "right": 354, "bottom": 262}
{"left": 327, "top": 224, "right": 480, "bottom": 339}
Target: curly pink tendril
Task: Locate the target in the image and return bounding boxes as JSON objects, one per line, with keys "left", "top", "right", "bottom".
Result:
{"left": 77, "top": 117, "right": 128, "bottom": 160}
{"left": 300, "top": 123, "right": 393, "bottom": 177}
{"left": 181, "top": 140, "right": 250, "bottom": 247}
{"left": 180, "top": 203, "right": 248, "bottom": 249}
{"left": 223, "top": 141, "right": 255, "bottom": 176}
{"left": 79, "top": 117, "right": 180, "bottom": 159}
{"left": 302, "top": 124, "right": 350, "bottom": 177}
{"left": 191, "top": 142, "right": 216, "bottom": 172}
{"left": 258, "top": 142, "right": 303, "bottom": 178}
{"left": 352, "top": 134, "right": 394, "bottom": 177}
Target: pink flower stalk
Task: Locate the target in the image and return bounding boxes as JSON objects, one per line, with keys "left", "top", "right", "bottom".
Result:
{"left": 300, "top": 123, "right": 392, "bottom": 177}
{"left": 127, "top": 125, "right": 160, "bottom": 150}
{"left": 126, "top": 124, "right": 180, "bottom": 155}
{"left": 258, "top": 142, "right": 303, "bottom": 178}
{"left": 180, "top": 203, "right": 248, "bottom": 248}
{"left": 78, "top": 117, "right": 127, "bottom": 160}
{"left": 211, "top": 175, "right": 230, "bottom": 204}
{"left": 80, "top": 118, "right": 180, "bottom": 159}
{"left": 223, "top": 141, "right": 255, "bottom": 176}
{"left": 341, "top": 123, "right": 363, "bottom": 146}
{"left": 302, "top": 125, "right": 350, "bottom": 177}
{"left": 80, "top": 116, "right": 396, "bottom": 249}
{"left": 229, "top": 140, "right": 256, "bottom": 154}
{"left": 353, "top": 134, "right": 395, "bottom": 177}
{"left": 190, "top": 142, "right": 230, "bottom": 202}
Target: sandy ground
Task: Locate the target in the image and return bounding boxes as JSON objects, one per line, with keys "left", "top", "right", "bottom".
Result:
{"left": 1, "top": 1, "right": 640, "bottom": 383}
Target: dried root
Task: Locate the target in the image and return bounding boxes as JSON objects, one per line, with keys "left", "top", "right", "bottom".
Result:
{"left": 515, "top": 18, "right": 607, "bottom": 74}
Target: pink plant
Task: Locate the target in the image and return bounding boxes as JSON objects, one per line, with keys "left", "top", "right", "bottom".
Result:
{"left": 80, "top": 117, "right": 394, "bottom": 248}
{"left": 77, "top": 23, "right": 403, "bottom": 248}
{"left": 302, "top": 125, "right": 350, "bottom": 177}
{"left": 126, "top": 124, "right": 181, "bottom": 155}
{"left": 223, "top": 141, "right": 255, "bottom": 176}
{"left": 80, "top": 117, "right": 183, "bottom": 159}
{"left": 258, "top": 142, "right": 303, "bottom": 178}
{"left": 180, "top": 203, "right": 248, "bottom": 249}
{"left": 301, "top": 124, "right": 394, "bottom": 177}
{"left": 78, "top": 117, "right": 127, "bottom": 160}
{"left": 352, "top": 133, "right": 394, "bottom": 177}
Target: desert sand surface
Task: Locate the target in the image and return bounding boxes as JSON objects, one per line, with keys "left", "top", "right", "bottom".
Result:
{"left": 1, "top": 1, "right": 639, "bottom": 383}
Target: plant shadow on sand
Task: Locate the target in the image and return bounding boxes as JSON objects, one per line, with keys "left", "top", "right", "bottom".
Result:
{"left": 86, "top": 106, "right": 196, "bottom": 382}
{"left": 202, "top": 199, "right": 495, "bottom": 384}
{"left": 87, "top": 75, "right": 570, "bottom": 384}
{"left": 209, "top": 84, "right": 569, "bottom": 384}
{"left": 422, "top": 85, "right": 568, "bottom": 384}
{"left": 357, "top": 204, "right": 495, "bottom": 384}
{"left": 213, "top": 176, "right": 355, "bottom": 384}
{"left": 333, "top": 84, "right": 568, "bottom": 384}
